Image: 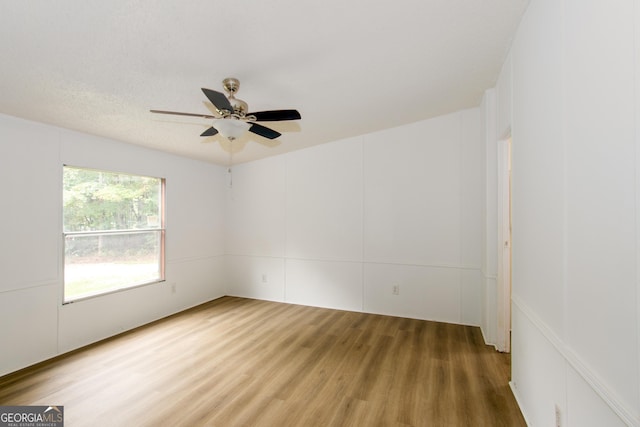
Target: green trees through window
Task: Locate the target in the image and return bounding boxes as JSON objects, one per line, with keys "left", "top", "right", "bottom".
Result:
{"left": 63, "top": 166, "right": 165, "bottom": 302}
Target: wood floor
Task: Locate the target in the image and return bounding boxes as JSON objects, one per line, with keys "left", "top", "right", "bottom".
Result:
{"left": 0, "top": 297, "right": 525, "bottom": 426}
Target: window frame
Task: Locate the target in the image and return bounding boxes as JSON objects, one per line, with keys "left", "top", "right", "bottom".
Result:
{"left": 62, "top": 165, "right": 166, "bottom": 304}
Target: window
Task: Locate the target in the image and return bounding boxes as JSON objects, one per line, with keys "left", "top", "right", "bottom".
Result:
{"left": 63, "top": 166, "right": 165, "bottom": 302}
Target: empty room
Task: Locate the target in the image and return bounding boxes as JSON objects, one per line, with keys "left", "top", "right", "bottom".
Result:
{"left": 1, "top": 0, "right": 639, "bottom": 426}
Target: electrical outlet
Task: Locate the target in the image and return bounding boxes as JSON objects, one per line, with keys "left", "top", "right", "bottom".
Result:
{"left": 171, "top": 283, "right": 177, "bottom": 294}
{"left": 261, "top": 274, "right": 268, "bottom": 283}
{"left": 392, "top": 284, "right": 400, "bottom": 295}
{"left": 555, "top": 404, "right": 561, "bottom": 427}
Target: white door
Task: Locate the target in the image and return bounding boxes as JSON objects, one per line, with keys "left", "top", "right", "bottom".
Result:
{"left": 497, "top": 137, "right": 512, "bottom": 352}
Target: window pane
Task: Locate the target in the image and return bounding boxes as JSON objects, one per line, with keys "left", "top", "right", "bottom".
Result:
{"left": 63, "top": 165, "right": 165, "bottom": 302}
{"left": 63, "top": 167, "right": 162, "bottom": 232}
{"left": 64, "top": 231, "right": 162, "bottom": 301}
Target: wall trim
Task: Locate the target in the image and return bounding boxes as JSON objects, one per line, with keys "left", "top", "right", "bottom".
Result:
{"left": 512, "top": 296, "right": 639, "bottom": 426}
{"left": 0, "top": 280, "right": 59, "bottom": 295}
{"left": 363, "top": 260, "right": 481, "bottom": 271}
{"left": 224, "top": 254, "right": 483, "bottom": 272}
{"left": 167, "top": 254, "right": 225, "bottom": 264}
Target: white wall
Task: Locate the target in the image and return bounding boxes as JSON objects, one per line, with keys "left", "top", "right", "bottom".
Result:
{"left": 225, "top": 108, "right": 485, "bottom": 325}
{"left": 501, "top": 0, "right": 640, "bottom": 425}
{"left": 0, "top": 114, "right": 227, "bottom": 376}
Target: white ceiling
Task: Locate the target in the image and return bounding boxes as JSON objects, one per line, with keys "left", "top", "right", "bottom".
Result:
{"left": 0, "top": 0, "right": 528, "bottom": 165}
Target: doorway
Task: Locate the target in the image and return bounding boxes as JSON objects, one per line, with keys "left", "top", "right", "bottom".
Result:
{"left": 497, "top": 137, "right": 512, "bottom": 352}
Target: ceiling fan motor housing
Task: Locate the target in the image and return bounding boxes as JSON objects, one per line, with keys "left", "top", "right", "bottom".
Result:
{"left": 229, "top": 97, "right": 248, "bottom": 116}
{"left": 222, "top": 78, "right": 248, "bottom": 116}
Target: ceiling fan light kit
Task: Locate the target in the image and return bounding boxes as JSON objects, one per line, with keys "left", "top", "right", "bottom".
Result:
{"left": 151, "top": 77, "right": 301, "bottom": 142}
{"left": 211, "top": 118, "right": 250, "bottom": 140}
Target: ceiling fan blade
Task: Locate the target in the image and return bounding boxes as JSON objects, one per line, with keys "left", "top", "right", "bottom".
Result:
{"left": 200, "top": 127, "right": 219, "bottom": 137}
{"left": 150, "top": 109, "right": 216, "bottom": 119}
{"left": 249, "top": 123, "right": 281, "bottom": 139}
{"left": 249, "top": 109, "right": 301, "bottom": 122}
{"left": 201, "top": 88, "right": 233, "bottom": 113}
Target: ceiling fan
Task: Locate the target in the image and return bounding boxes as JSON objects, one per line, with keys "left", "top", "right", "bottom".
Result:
{"left": 150, "top": 78, "right": 301, "bottom": 141}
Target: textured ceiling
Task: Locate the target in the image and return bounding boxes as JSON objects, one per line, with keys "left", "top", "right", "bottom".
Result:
{"left": 0, "top": 0, "right": 528, "bottom": 165}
